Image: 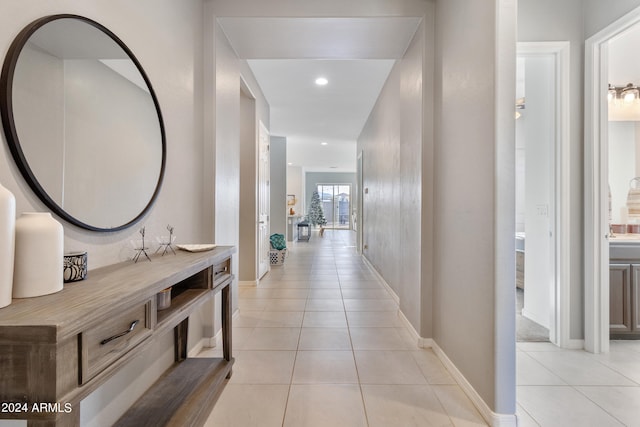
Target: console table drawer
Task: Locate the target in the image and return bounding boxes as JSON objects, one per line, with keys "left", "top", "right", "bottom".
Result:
{"left": 213, "top": 259, "right": 231, "bottom": 288}
{"left": 80, "top": 300, "right": 152, "bottom": 384}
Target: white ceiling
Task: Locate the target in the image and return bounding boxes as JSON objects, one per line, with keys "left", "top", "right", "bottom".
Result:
{"left": 248, "top": 59, "right": 394, "bottom": 171}
{"left": 218, "top": 17, "right": 421, "bottom": 172}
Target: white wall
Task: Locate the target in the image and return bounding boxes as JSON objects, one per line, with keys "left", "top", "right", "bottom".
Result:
{"left": 584, "top": 0, "right": 640, "bottom": 38}
{"left": 239, "top": 88, "right": 258, "bottom": 281}
{"left": 356, "top": 21, "right": 429, "bottom": 329}
{"left": 358, "top": 58, "right": 402, "bottom": 300}
{"left": 433, "top": 0, "right": 515, "bottom": 413}
{"left": 208, "top": 15, "right": 270, "bottom": 290}
{"left": 0, "top": 1, "right": 208, "bottom": 425}
{"left": 0, "top": 1, "right": 207, "bottom": 267}
{"left": 520, "top": 55, "right": 554, "bottom": 330}
{"left": 399, "top": 22, "right": 428, "bottom": 332}
{"left": 287, "top": 165, "right": 304, "bottom": 217}
{"left": 609, "top": 122, "right": 637, "bottom": 223}
{"left": 270, "top": 136, "right": 287, "bottom": 236}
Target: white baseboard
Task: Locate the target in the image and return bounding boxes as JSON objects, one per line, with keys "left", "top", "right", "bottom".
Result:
{"left": 563, "top": 339, "right": 585, "bottom": 350}
{"left": 492, "top": 413, "right": 519, "bottom": 427}
{"left": 189, "top": 329, "right": 223, "bottom": 356}
{"left": 430, "top": 340, "right": 517, "bottom": 427}
{"left": 362, "top": 256, "right": 400, "bottom": 304}
{"left": 189, "top": 312, "right": 241, "bottom": 357}
{"left": 365, "top": 256, "right": 511, "bottom": 424}
{"left": 239, "top": 280, "right": 258, "bottom": 287}
{"left": 188, "top": 339, "right": 205, "bottom": 357}
{"left": 188, "top": 335, "right": 215, "bottom": 357}
{"left": 396, "top": 305, "right": 516, "bottom": 427}
{"left": 397, "top": 309, "right": 435, "bottom": 348}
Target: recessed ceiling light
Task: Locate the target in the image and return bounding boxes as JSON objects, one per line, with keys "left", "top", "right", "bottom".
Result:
{"left": 320, "top": 142, "right": 328, "bottom": 146}
{"left": 287, "top": 162, "right": 293, "bottom": 166}
{"left": 315, "top": 77, "right": 328, "bottom": 86}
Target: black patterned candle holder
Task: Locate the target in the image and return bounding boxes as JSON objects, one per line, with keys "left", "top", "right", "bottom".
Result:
{"left": 63, "top": 252, "right": 88, "bottom": 283}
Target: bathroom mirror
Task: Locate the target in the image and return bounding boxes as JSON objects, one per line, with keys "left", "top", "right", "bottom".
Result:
{"left": 0, "top": 14, "right": 165, "bottom": 231}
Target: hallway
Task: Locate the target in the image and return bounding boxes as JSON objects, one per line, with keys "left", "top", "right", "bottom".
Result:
{"left": 195, "top": 229, "right": 640, "bottom": 426}
{"left": 201, "top": 229, "right": 486, "bottom": 426}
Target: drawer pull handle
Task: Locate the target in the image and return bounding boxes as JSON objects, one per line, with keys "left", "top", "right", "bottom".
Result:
{"left": 100, "top": 320, "right": 140, "bottom": 345}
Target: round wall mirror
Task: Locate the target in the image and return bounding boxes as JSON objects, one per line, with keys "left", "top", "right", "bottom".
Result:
{"left": 0, "top": 14, "right": 166, "bottom": 231}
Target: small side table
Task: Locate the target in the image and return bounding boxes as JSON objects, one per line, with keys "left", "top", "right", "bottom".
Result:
{"left": 297, "top": 221, "right": 311, "bottom": 241}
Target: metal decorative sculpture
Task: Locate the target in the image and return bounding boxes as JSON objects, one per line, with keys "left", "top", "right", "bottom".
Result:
{"left": 156, "top": 224, "right": 176, "bottom": 256}
{"left": 133, "top": 226, "right": 151, "bottom": 262}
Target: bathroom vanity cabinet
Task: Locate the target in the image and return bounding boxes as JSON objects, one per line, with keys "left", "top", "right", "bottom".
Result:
{"left": 0, "top": 246, "right": 235, "bottom": 426}
{"left": 609, "top": 240, "right": 640, "bottom": 338}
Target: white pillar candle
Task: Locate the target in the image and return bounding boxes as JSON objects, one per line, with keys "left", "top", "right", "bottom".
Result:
{"left": 13, "top": 212, "right": 63, "bottom": 298}
{"left": 0, "top": 183, "right": 15, "bottom": 308}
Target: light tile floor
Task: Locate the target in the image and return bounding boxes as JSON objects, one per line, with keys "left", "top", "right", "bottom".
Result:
{"left": 516, "top": 341, "right": 640, "bottom": 426}
{"left": 200, "top": 229, "right": 640, "bottom": 426}
{"left": 201, "top": 229, "right": 487, "bottom": 427}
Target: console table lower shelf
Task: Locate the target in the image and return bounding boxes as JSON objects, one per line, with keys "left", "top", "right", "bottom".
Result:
{"left": 114, "top": 357, "right": 234, "bottom": 427}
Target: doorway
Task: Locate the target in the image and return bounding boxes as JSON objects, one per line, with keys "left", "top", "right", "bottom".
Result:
{"left": 317, "top": 184, "right": 351, "bottom": 230}
{"left": 516, "top": 42, "right": 571, "bottom": 347}
{"left": 585, "top": 6, "right": 640, "bottom": 353}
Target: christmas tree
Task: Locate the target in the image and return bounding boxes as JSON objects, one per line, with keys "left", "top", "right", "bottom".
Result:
{"left": 307, "top": 190, "right": 327, "bottom": 228}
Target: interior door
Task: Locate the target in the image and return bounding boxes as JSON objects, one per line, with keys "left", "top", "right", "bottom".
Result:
{"left": 258, "top": 121, "right": 270, "bottom": 278}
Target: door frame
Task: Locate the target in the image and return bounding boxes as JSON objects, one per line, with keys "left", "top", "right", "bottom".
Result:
{"left": 357, "top": 151, "right": 363, "bottom": 253}
{"left": 584, "top": 6, "right": 640, "bottom": 353}
{"left": 258, "top": 120, "right": 270, "bottom": 279}
{"left": 517, "top": 41, "right": 572, "bottom": 348}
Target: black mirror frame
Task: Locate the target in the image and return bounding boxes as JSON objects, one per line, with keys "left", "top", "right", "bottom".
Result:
{"left": 0, "top": 14, "right": 166, "bottom": 232}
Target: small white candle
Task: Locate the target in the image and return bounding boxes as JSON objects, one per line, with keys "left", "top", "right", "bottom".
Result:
{"left": 621, "top": 206, "right": 629, "bottom": 224}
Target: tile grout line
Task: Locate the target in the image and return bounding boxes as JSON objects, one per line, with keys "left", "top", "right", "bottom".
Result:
{"left": 571, "top": 384, "right": 632, "bottom": 427}
{"left": 338, "top": 253, "right": 372, "bottom": 427}
{"left": 279, "top": 305, "right": 305, "bottom": 427}
{"left": 517, "top": 345, "right": 640, "bottom": 426}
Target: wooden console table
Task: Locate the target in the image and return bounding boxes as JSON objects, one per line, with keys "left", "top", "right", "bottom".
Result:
{"left": 0, "top": 245, "right": 235, "bottom": 427}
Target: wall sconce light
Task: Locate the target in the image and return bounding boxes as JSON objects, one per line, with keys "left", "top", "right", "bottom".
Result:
{"left": 609, "top": 83, "right": 640, "bottom": 104}
{"left": 608, "top": 84, "right": 618, "bottom": 102}
{"left": 622, "top": 83, "right": 640, "bottom": 104}
{"left": 515, "top": 97, "right": 525, "bottom": 119}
